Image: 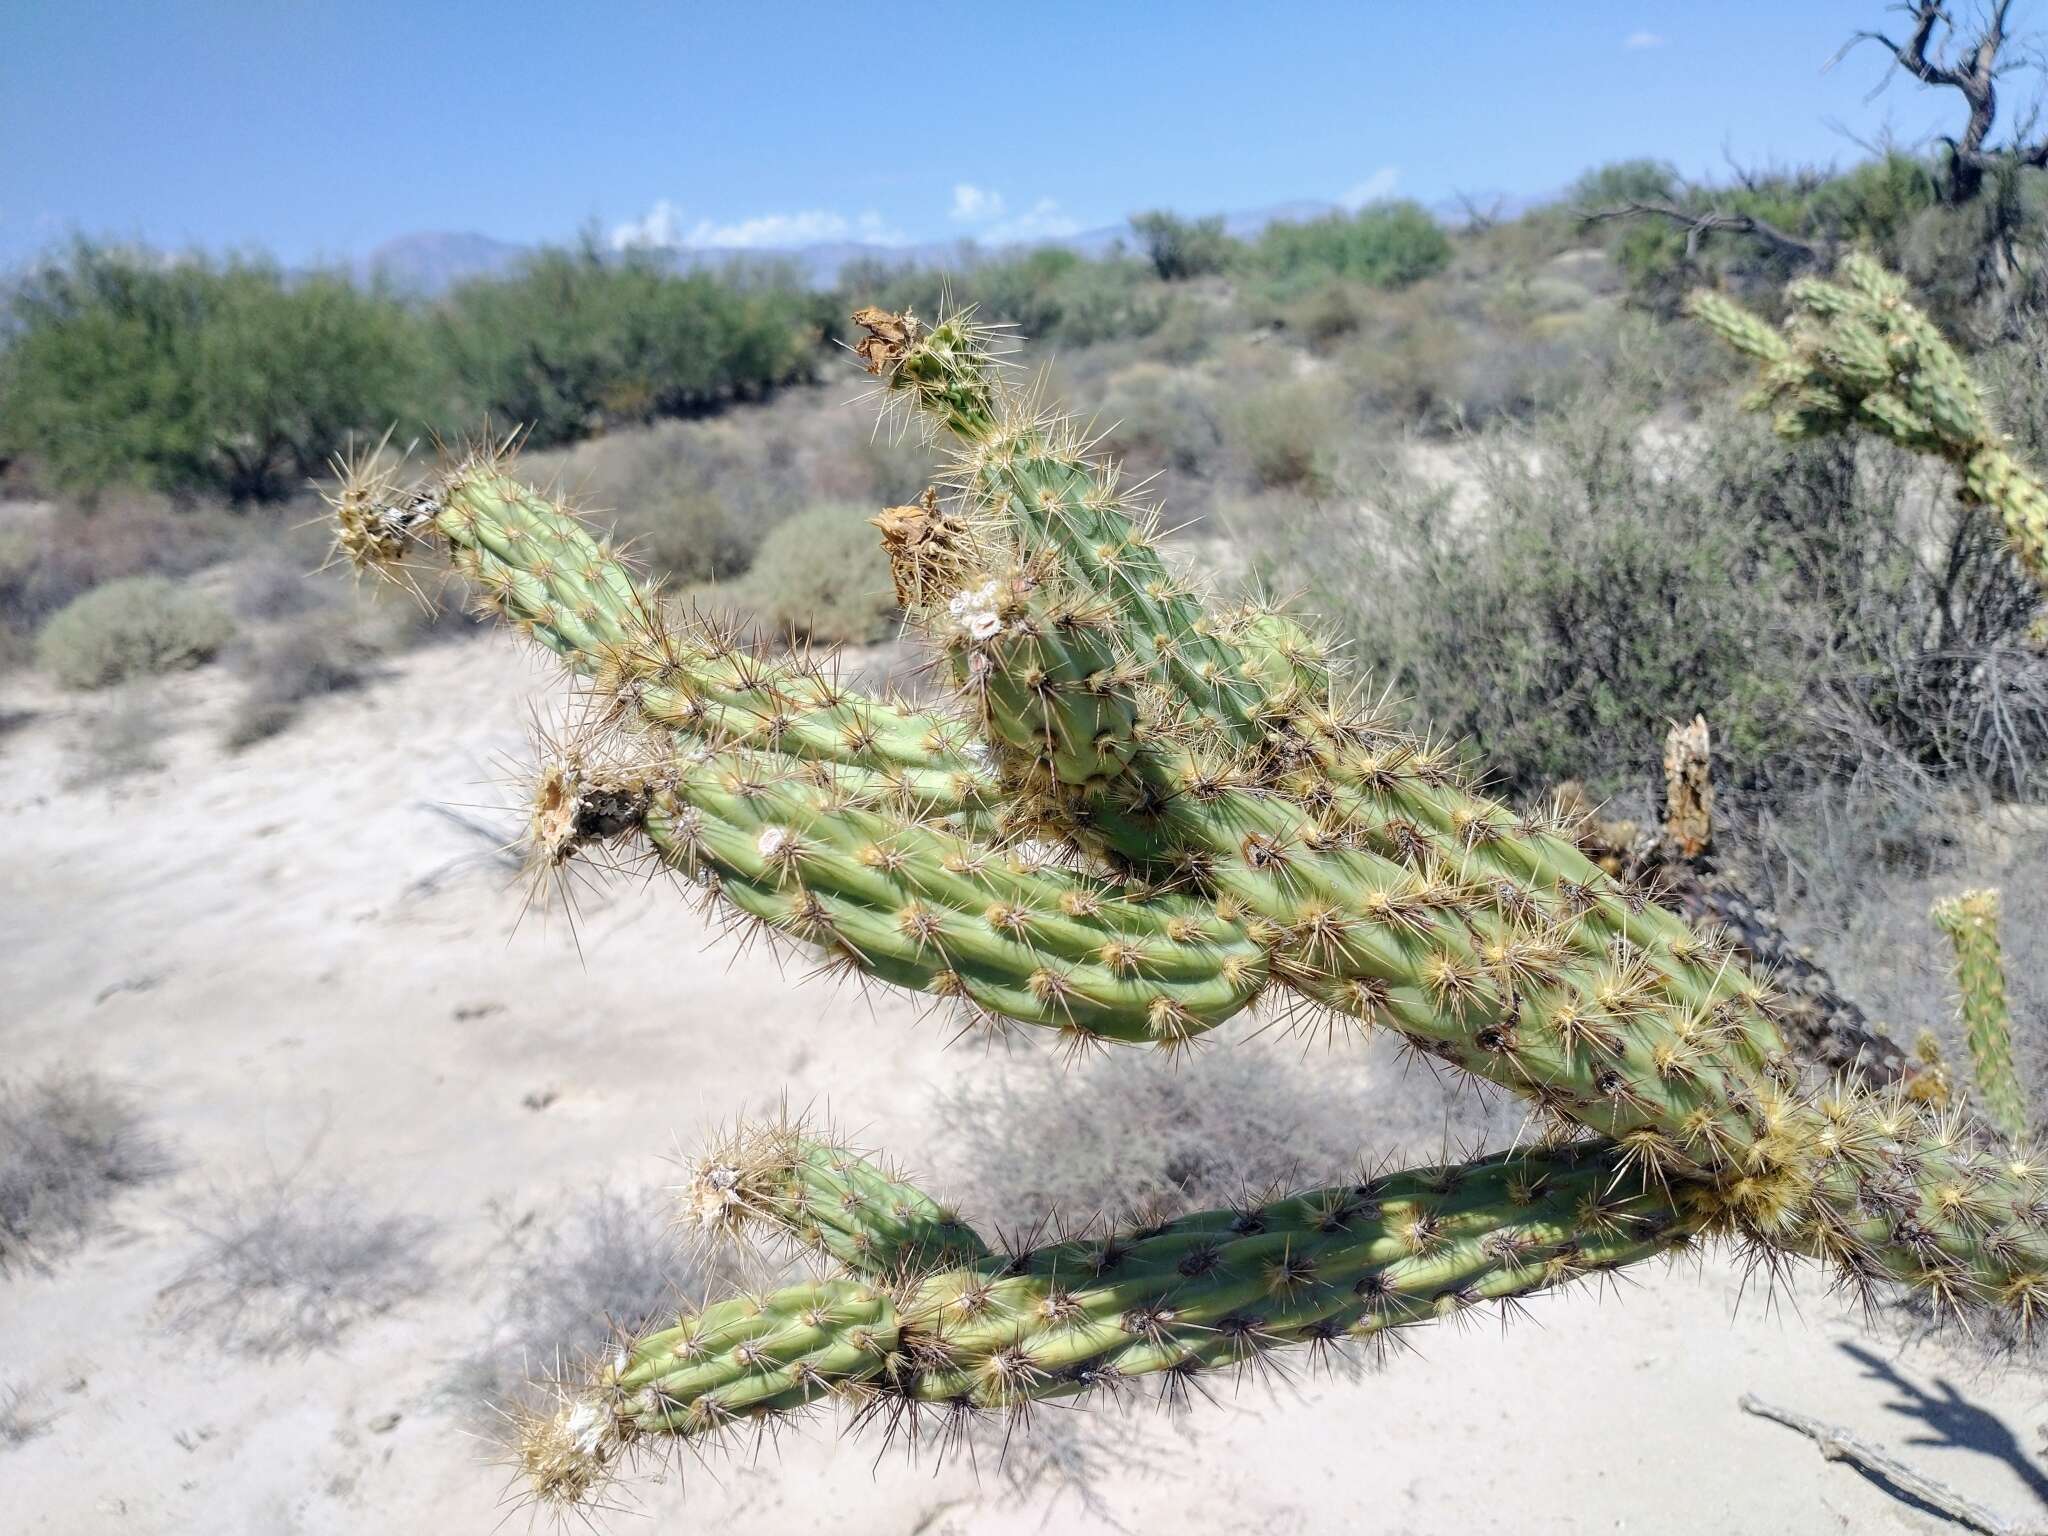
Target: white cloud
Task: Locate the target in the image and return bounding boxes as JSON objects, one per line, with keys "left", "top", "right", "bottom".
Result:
{"left": 609, "top": 202, "right": 905, "bottom": 251}
{"left": 1624, "top": 30, "right": 1666, "bottom": 49}
{"left": 609, "top": 198, "right": 688, "bottom": 249}
{"left": 950, "top": 183, "right": 1006, "bottom": 222}
{"left": 1340, "top": 166, "right": 1401, "bottom": 209}
{"left": 986, "top": 197, "right": 1081, "bottom": 242}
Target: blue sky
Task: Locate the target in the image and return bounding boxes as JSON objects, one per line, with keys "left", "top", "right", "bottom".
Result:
{"left": 1, "top": 0, "right": 2034, "bottom": 265}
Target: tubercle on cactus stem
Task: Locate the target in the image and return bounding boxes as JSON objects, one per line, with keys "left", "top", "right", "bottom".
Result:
{"left": 1932, "top": 888, "right": 2030, "bottom": 1143}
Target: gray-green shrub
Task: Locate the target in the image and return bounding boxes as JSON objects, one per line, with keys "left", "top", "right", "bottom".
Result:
{"left": 36, "top": 574, "right": 234, "bottom": 688}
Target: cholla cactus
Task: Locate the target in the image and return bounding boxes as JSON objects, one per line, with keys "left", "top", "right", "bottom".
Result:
{"left": 1688, "top": 252, "right": 2048, "bottom": 594}
{"left": 1933, "top": 889, "right": 2030, "bottom": 1142}
{"left": 327, "top": 294, "right": 2048, "bottom": 1517}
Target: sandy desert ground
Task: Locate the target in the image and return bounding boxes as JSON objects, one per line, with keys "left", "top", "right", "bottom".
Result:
{"left": 5, "top": 631, "right": 2047, "bottom": 1536}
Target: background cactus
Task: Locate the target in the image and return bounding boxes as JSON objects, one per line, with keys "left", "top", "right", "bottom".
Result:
{"left": 1689, "top": 252, "right": 2048, "bottom": 597}
{"left": 324, "top": 262, "right": 2048, "bottom": 1518}
{"left": 1932, "top": 889, "right": 2031, "bottom": 1141}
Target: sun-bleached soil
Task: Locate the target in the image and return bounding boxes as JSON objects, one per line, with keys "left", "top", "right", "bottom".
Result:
{"left": 4, "top": 634, "right": 2046, "bottom": 1536}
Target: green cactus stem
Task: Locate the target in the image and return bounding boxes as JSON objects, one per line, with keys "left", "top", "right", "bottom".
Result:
{"left": 1933, "top": 889, "right": 2030, "bottom": 1142}
{"left": 685, "top": 1117, "right": 991, "bottom": 1278}
{"left": 521, "top": 1113, "right": 2048, "bottom": 1513}
{"left": 518, "top": 1132, "right": 1702, "bottom": 1512}
{"left": 1689, "top": 253, "right": 2048, "bottom": 594}
{"left": 326, "top": 441, "right": 996, "bottom": 821}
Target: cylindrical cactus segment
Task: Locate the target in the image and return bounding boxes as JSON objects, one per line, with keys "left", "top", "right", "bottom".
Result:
{"left": 535, "top": 744, "right": 1270, "bottom": 1046}
{"left": 857, "top": 308, "right": 1272, "bottom": 751}
{"left": 1688, "top": 256, "right": 2048, "bottom": 591}
{"left": 325, "top": 444, "right": 997, "bottom": 817}
{"left": 517, "top": 1137, "right": 1703, "bottom": 1513}
{"left": 1932, "top": 889, "right": 2030, "bottom": 1142}
{"left": 684, "top": 1118, "right": 990, "bottom": 1278}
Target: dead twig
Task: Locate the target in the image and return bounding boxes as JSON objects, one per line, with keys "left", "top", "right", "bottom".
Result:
{"left": 1738, "top": 1393, "right": 2042, "bottom": 1536}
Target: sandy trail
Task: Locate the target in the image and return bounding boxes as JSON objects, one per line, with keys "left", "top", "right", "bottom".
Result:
{"left": 3, "top": 638, "right": 2044, "bottom": 1535}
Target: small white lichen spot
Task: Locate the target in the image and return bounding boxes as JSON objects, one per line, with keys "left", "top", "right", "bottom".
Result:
{"left": 948, "top": 579, "right": 1005, "bottom": 642}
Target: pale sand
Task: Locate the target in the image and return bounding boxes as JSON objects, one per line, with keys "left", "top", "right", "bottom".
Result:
{"left": 4, "top": 637, "right": 2044, "bottom": 1535}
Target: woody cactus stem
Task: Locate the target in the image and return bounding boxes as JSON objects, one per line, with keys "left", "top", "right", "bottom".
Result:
{"left": 1687, "top": 253, "right": 2048, "bottom": 594}
{"left": 1933, "top": 890, "right": 2030, "bottom": 1142}
{"left": 519, "top": 1131, "right": 1701, "bottom": 1511}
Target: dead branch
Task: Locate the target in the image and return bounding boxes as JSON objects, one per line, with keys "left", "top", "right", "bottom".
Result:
{"left": 1738, "top": 1393, "right": 2042, "bottom": 1536}
{"left": 1576, "top": 200, "right": 1825, "bottom": 263}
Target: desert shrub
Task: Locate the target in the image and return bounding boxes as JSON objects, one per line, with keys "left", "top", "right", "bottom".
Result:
{"left": 447, "top": 1185, "right": 746, "bottom": 1416}
{"left": 1129, "top": 210, "right": 1236, "bottom": 280}
{"left": 722, "top": 503, "right": 896, "bottom": 644}
{"left": 0, "top": 498, "right": 240, "bottom": 659}
{"left": 224, "top": 609, "right": 381, "bottom": 749}
{"left": 839, "top": 248, "right": 1165, "bottom": 349}
{"left": 1223, "top": 376, "right": 1339, "bottom": 493}
{"left": 1254, "top": 201, "right": 1452, "bottom": 293}
{"left": 0, "top": 1071, "right": 168, "bottom": 1275}
{"left": 1257, "top": 375, "right": 2048, "bottom": 814}
{"left": 35, "top": 574, "right": 233, "bottom": 688}
{"left": 435, "top": 245, "right": 818, "bottom": 449}
{"left": 160, "top": 1169, "right": 437, "bottom": 1356}
{"left": 1095, "top": 362, "right": 1224, "bottom": 478}
{"left": 0, "top": 243, "right": 431, "bottom": 501}
{"left": 1257, "top": 396, "right": 1800, "bottom": 799}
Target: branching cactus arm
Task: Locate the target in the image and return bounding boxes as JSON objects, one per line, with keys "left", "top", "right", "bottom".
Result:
{"left": 1690, "top": 253, "right": 2048, "bottom": 593}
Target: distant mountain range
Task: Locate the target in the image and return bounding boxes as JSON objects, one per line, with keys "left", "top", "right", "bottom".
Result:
{"left": 355, "top": 194, "right": 1542, "bottom": 296}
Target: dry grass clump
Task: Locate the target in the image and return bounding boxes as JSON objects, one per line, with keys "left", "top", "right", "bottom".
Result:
{"left": 160, "top": 1167, "right": 437, "bottom": 1356}
{"left": 0, "top": 1070, "right": 168, "bottom": 1275}
{"left": 0, "top": 1382, "right": 53, "bottom": 1450}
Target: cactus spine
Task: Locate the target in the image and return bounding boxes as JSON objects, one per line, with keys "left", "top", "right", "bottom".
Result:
{"left": 1933, "top": 889, "right": 2030, "bottom": 1142}
{"left": 323, "top": 272, "right": 2048, "bottom": 1517}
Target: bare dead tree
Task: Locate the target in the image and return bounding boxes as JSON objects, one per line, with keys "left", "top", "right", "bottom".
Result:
{"left": 1834, "top": 2, "right": 2048, "bottom": 203}
{"left": 1576, "top": 199, "right": 1826, "bottom": 265}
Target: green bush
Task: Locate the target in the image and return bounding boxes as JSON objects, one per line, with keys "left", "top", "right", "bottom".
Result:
{"left": 1096, "top": 363, "right": 1224, "bottom": 478}
{"left": 0, "top": 243, "right": 430, "bottom": 501}
{"left": 721, "top": 504, "right": 896, "bottom": 645}
{"left": 1128, "top": 211, "right": 1236, "bottom": 281}
{"left": 435, "top": 244, "right": 818, "bottom": 448}
{"left": 36, "top": 575, "right": 234, "bottom": 688}
{"left": 1253, "top": 201, "right": 1452, "bottom": 292}
{"left": 839, "top": 248, "right": 1164, "bottom": 349}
